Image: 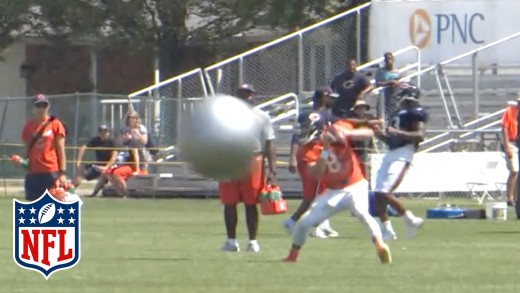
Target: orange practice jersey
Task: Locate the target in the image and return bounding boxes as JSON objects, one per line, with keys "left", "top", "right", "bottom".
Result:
{"left": 22, "top": 117, "right": 66, "bottom": 174}
{"left": 299, "top": 121, "right": 364, "bottom": 189}
{"left": 501, "top": 105, "right": 518, "bottom": 141}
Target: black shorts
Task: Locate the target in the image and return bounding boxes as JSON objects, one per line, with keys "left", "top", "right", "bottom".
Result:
{"left": 85, "top": 164, "right": 102, "bottom": 181}
{"left": 25, "top": 172, "right": 59, "bottom": 201}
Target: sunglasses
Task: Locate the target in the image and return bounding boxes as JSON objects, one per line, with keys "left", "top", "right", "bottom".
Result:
{"left": 35, "top": 103, "right": 48, "bottom": 109}
{"left": 127, "top": 116, "right": 138, "bottom": 119}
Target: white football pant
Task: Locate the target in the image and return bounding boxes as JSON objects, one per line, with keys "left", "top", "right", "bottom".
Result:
{"left": 292, "top": 179, "right": 382, "bottom": 246}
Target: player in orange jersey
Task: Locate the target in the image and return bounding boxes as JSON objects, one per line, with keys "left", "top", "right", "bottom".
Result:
{"left": 283, "top": 110, "right": 391, "bottom": 264}
{"left": 285, "top": 87, "right": 339, "bottom": 238}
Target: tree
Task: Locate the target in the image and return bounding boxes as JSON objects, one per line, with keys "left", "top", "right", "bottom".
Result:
{"left": 2, "top": 0, "right": 349, "bottom": 74}
{"left": 0, "top": 1, "right": 38, "bottom": 58}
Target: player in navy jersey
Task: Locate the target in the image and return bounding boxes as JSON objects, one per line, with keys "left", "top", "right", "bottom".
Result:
{"left": 371, "top": 83, "right": 427, "bottom": 240}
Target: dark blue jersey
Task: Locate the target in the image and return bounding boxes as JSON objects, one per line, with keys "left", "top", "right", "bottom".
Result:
{"left": 385, "top": 106, "right": 428, "bottom": 150}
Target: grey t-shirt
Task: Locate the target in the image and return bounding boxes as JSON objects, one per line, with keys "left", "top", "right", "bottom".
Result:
{"left": 253, "top": 109, "right": 276, "bottom": 153}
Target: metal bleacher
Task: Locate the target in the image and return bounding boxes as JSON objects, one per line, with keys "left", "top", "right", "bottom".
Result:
{"left": 102, "top": 5, "right": 520, "bottom": 198}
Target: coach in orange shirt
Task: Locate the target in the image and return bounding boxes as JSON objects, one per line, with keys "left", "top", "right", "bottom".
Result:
{"left": 21, "top": 94, "right": 67, "bottom": 201}
{"left": 501, "top": 96, "right": 520, "bottom": 206}
{"left": 218, "top": 83, "right": 277, "bottom": 253}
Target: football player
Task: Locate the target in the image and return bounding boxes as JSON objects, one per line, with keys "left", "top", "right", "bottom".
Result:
{"left": 371, "top": 83, "right": 427, "bottom": 240}
{"left": 283, "top": 110, "right": 391, "bottom": 264}
{"left": 284, "top": 87, "right": 339, "bottom": 238}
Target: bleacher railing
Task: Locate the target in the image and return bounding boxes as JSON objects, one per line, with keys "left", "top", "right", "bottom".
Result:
{"left": 254, "top": 93, "right": 300, "bottom": 124}
{"left": 204, "top": 3, "right": 372, "bottom": 98}
{"left": 368, "top": 32, "right": 520, "bottom": 151}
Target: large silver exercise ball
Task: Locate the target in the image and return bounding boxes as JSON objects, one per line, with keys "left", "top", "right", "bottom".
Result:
{"left": 180, "top": 95, "right": 261, "bottom": 180}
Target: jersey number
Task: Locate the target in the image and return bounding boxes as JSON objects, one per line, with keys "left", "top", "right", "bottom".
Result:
{"left": 325, "top": 152, "right": 341, "bottom": 173}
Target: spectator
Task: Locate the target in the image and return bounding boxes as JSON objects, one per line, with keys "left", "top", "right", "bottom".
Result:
{"left": 501, "top": 96, "right": 519, "bottom": 206}
{"left": 21, "top": 94, "right": 67, "bottom": 201}
{"left": 330, "top": 58, "right": 374, "bottom": 118}
{"left": 105, "top": 130, "right": 143, "bottom": 197}
{"left": 345, "top": 100, "right": 379, "bottom": 178}
{"left": 218, "top": 83, "right": 277, "bottom": 253}
{"left": 121, "top": 110, "right": 150, "bottom": 174}
{"left": 73, "top": 123, "right": 117, "bottom": 197}
{"left": 375, "top": 52, "right": 401, "bottom": 117}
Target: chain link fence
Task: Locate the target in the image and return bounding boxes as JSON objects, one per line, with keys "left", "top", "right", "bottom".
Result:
{"left": 0, "top": 93, "right": 143, "bottom": 179}
{"left": 204, "top": 3, "right": 371, "bottom": 101}
{"left": 128, "top": 69, "right": 208, "bottom": 147}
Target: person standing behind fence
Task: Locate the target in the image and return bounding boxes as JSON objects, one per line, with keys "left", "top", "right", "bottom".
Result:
{"left": 501, "top": 96, "right": 519, "bottom": 207}
{"left": 21, "top": 94, "right": 67, "bottom": 201}
{"left": 375, "top": 52, "right": 401, "bottom": 118}
{"left": 330, "top": 58, "right": 374, "bottom": 118}
{"left": 121, "top": 110, "right": 150, "bottom": 174}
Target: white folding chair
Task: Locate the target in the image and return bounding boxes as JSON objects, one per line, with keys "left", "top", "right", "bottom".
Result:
{"left": 466, "top": 161, "right": 499, "bottom": 204}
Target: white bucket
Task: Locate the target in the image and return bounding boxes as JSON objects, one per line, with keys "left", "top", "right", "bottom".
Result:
{"left": 485, "top": 202, "right": 507, "bottom": 221}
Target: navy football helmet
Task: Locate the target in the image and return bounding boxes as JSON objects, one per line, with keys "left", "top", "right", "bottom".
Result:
{"left": 394, "top": 82, "right": 421, "bottom": 101}
{"left": 294, "top": 110, "right": 335, "bottom": 145}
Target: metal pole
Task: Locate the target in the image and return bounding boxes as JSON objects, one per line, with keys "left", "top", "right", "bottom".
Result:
{"left": 0, "top": 99, "right": 9, "bottom": 197}
{"left": 434, "top": 66, "right": 455, "bottom": 129}
{"left": 309, "top": 46, "right": 316, "bottom": 89}
{"left": 90, "top": 47, "right": 98, "bottom": 137}
{"left": 297, "top": 34, "right": 304, "bottom": 95}
{"left": 0, "top": 99, "right": 9, "bottom": 143}
{"left": 72, "top": 95, "right": 81, "bottom": 179}
{"left": 416, "top": 48, "right": 422, "bottom": 88}
{"left": 176, "top": 80, "right": 182, "bottom": 146}
{"left": 199, "top": 71, "right": 209, "bottom": 97}
{"left": 238, "top": 57, "right": 244, "bottom": 86}
{"left": 356, "top": 10, "right": 362, "bottom": 63}
{"left": 472, "top": 52, "right": 479, "bottom": 119}
{"left": 153, "top": 52, "right": 161, "bottom": 136}
{"left": 110, "top": 105, "right": 115, "bottom": 131}
{"left": 440, "top": 65, "right": 464, "bottom": 128}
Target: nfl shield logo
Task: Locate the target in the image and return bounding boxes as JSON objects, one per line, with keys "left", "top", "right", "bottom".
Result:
{"left": 13, "top": 190, "right": 81, "bottom": 279}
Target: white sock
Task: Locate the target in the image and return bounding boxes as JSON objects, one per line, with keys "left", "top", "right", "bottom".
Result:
{"left": 383, "top": 220, "right": 394, "bottom": 232}
{"left": 404, "top": 210, "right": 415, "bottom": 221}
{"left": 227, "top": 238, "right": 238, "bottom": 246}
{"left": 319, "top": 219, "right": 331, "bottom": 230}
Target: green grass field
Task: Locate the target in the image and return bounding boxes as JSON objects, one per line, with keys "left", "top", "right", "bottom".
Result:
{"left": 1, "top": 197, "right": 519, "bottom": 293}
